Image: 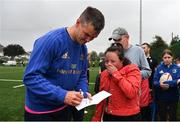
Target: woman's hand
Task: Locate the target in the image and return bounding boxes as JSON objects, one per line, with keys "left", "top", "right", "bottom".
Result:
{"left": 106, "top": 63, "right": 118, "bottom": 75}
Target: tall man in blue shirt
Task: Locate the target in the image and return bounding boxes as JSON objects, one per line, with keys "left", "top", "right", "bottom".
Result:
{"left": 23, "top": 6, "right": 105, "bottom": 121}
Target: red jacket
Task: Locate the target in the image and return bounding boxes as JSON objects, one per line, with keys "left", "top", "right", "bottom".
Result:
{"left": 92, "top": 64, "right": 141, "bottom": 121}
{"left": 140, "top": 79, "right": 152, "bottom": 107}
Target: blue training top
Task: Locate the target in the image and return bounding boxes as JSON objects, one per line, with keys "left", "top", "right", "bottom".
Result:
{"left": 153, "top": 62, "right": 180, "bottom": 101}
{"left": 23, "top": 27, "right": 88, "bottom": 113}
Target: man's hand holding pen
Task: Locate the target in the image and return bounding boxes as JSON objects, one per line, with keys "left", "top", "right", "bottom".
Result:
{"left": 64, "top": 89, "right": 92, "bottom": 106}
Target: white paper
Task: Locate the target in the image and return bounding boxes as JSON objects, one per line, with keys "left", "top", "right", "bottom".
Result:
{"left": 75, "top": 90, "right": 112, "bottom": 111}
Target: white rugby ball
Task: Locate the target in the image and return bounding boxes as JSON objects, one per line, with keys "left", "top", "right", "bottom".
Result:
{"left": 160, "top": 72, "right": 172, "bottom": 83}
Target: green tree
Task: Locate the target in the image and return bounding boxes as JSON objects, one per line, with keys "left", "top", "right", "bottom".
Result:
{"left": 169, "top": 35, "right": 180, "bottom": 59}
{"left": 3, "top": 44, "right": 26, "bottom": 60}
{"left": 98, "top": 52, "right": 105, "bottom": 60}
{"left": 90, "top": 51, "right": 98, "bottom": 62}
{"left": 90, "top": 51, "right": 100, "bottom": 67}
{"left": 169, "top": 41, "right": 180, "bottom": 59}
{"left": 170, "top": 35, "right": 180, "bottom": 45}
{"left": 150, "top": 35, "right": 168, "bottom": 63}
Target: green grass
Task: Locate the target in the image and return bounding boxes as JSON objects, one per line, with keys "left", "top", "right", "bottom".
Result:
{"left": 0, "top": 82, "right": 24, "bottom": 120}
{"left": 0, "top": 66, "right": 179, "bottom": 121}
{"left": 84, "top": 67, "right": 99, "bottom": 121}
{"left": 0, "top": 66, "right": 25, "bottom": 79}
{"left": 0, "top": 66, "right": 25, "bottom": 121}
{"left": 0, "top": 66, "right": 99, "bottom": 121}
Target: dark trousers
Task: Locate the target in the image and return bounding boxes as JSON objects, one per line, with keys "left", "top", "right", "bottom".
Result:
{"left": 103, "top": 112, "right": 141, "bottom": 121}
{"left": 24, "top": 106, "right": 72, "bottom": 121}
{"left": 156, "top": 100, "right": 178, "bottom": 121}
{"left": 140, "top": 105, "right": 152, "bottom": 121}
{"left": 150, "top": 101, "right": 159, "bottom": 121}
{"left": 72, "top": 107, "right": 84, "bottom": 121}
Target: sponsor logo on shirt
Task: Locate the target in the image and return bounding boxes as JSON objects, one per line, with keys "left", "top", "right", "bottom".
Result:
{"left": 61, "top": 52, "right": 70, "bottom": 59}
{"left": 172, "top": 69, "right": 177, "bottom": 74}
{"left": 159, "top": 70, "right": 164, "bottom": 74}
{"left": 57, "top": 69, "right": 81, "bottom": 75}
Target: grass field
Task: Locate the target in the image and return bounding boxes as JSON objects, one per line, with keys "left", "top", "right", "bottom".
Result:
{"left": 0, "top": 66, "right": 25, "bottom": 121}
{"left": 0, "top": 66, "right": 179, "bottom": 121}
{"left": 0, "top": 66, "right": 99, "bottom": 121}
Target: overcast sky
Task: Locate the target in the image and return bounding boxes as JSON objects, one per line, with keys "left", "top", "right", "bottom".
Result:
{"left": 0, "top": 0, "right": 180, "bottom": 53}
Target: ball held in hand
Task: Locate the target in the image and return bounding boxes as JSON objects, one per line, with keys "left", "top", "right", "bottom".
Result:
{"left": 160, "top": 72, "right": 172, "bottom": 83}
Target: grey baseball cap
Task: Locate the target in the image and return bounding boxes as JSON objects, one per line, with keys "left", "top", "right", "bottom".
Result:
{"left": 109, "top": 27, "right": 128, "bottom": 40}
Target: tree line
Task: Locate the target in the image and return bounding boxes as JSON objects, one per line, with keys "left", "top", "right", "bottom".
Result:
{"left": 1, "top": 34, "right": 180, "bottom": 66}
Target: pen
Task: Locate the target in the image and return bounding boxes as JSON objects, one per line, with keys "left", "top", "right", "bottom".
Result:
{"left": 79, "top": 89, "right": 84, "bottom": 96}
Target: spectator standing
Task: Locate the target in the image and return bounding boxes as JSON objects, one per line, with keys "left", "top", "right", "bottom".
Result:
{"left": 175, "top": 58, "right": 180, "bottom": 100}
{"left": 141, "top": 42, "right": 158, "bottom": 121}
{"left": 108, "top": 27, "right": 151, "bottom": 80}
{"left": 153, "top": 49, "right": 180, "bottom": 121}
{"left": 108, "top": 27, "right": 151, "bottom": 120}
{"left": 94, "top": 55, "right": 106, "bottom": 93}
{"left": 175, "top": 58, "right": 180, "bottom": 67}
{"left": 141, "top": 43, "right": 158, "bottom": 90}
{"left": 99, "top": 56, "right": 106, "bottom": 73}
{"left": 92, "top": 43, "right": 141, "bottom": 121}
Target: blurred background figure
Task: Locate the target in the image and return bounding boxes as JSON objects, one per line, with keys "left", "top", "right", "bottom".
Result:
{"left": 153, "top": 49, "right": 180, "bottom": 121}
{"left": 94, "top": 54, "right": 106, "bottom": 93}
{"left": 141, "top": 42, "right": 158, "bottom": 121}
{"left": 175, "top": 58, "right": 180, "bottom": 67}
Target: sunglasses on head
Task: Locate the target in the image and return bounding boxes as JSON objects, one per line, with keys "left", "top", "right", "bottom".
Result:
{"left": 112, "top": 38, "right": 122, "bottom": 42}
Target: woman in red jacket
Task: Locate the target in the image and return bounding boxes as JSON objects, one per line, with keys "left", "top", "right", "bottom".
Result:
{"left": 92, "top": 43, "right": 141, "bottom": 121}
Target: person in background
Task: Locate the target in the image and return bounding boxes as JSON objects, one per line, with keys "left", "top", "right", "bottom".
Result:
{"left": 175, "top": 57, "right": 180, "bottom": 67}
{"left": 141, "top": 43, "right": 158, "bottom": 92}
{"left": 108, "top": 27, "right": 151, "bottom": 120}
{"left": 153, "top": 49, "right": 180, "bottom": 121}
{"left": 23, "top": 6, "right": 105, "bottom": 121}
{"left": 94, "top": 54, "right": 106, "bottom": 93}
{"left": 175, "top": 58, "right": 180, "bottom": 100}
{"left": 99, "top": 55, "right": 106, "bottom": 73}
{"left": 92, "top": 43, "right": 141, "bottom": 121}
{"left": 108, "top": 27, "right": 151, "bottom": 80}
{"left": 141, "top": 42, "right": 158, "bottom": 121}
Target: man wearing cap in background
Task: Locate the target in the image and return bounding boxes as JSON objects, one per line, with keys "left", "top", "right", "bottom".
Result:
{"left": 109, "top": 27, "right": 151, "bottom": 120}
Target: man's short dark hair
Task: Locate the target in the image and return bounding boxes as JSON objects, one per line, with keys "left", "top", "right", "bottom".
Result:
{"left": 142, "top": 42, "right": 151, "bottom": 48}
{"left": 79, "top": 6, "right": 105, "bottom": 33}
